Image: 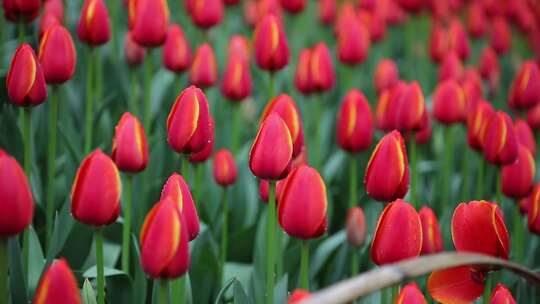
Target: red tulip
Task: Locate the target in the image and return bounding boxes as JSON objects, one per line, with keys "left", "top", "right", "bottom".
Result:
{"left": 259, "top": 179, "right": 269, "bottom": 203}
{"left": 3, "top": 0, "right": 40, "bottom": 23}
{"left": 249, "top": 113, "right": 293, "bottom": 180}
{"left": 294, "top": 48, "right": 313, "bottom": 95}
{"left": 189, "top": 117, "right": 215, "bottom": 163}
{"left": 223, "top": 0, "right": 239, "bottom": 5}
{"left": 278, "top": 165, "right": 327, "bottom": 239}
{"left": 0, "top": 149, "right": 34, "bottom": 238}
{"left": 227, "top": 35, "right": 250, "bottom": 61}
{"left": 482, "top": 111, "right": 518, "bottom": 166}
{"left": 188, "top": 0, "right": 223, "bottom": 29}
{"left": 39, "top": 12, "right": 62, "bottom": 40}
{"left": 346, "top": 207, "right": 367, "bottom": 247}
{"left": 386, "top": 81, "right": 425, "bottom": 131}
{"left": 374, "top": 87, "right": 393, "bottom": 131}
{"left": 514, "top": 119, "right": 536, "bottom": 156}
{"left": 419, "top": 207, "right": 443, "bottom": 254}
{"left": 242, "top": 0, "right": 257, "bottom": 27}
{"left": 44, "top": 0, "right": 64, "bottom": 21}
{"left": 167, "top": 86, "right": 212, "bottom": 154}
{"left": 528, "top": 183, "right": 540, "bottom": 234}
{"left": 336, "top": 89, "right": 373, "bottom": 153}
{"left": 415, "top": 110, "right": 432, "bottom": 145}
{"left": 6, "top": 43, "right": 47, "bottom": 107}
{"left": 162, "top": 24, "right": 192, "bottom": 74}
{"left": 432, "top": 80, "right": 466, "bottom": 125}
{"left": 140, "top": 198, "right": 190, "bottom": 278}
{"left": 501, "top": 145, "right": 535, "bottom": 198}
{"left": 77, "top": 0, "right": 111, "bottom": 46}
{"left": 429, "top": 24, "right": 447, "bottom": 63}
{"left": 438, "top": 52, "right": 463, "bottom": 82}
{"left": 124, "top": 31, "right": 146, "bottom": 67}
{"left": 428, "top": 266, "right": 485, "bottom": 304}
{"left": 71, "top": 149, "right": 121, "bottom": 226}
{"left": 364, "top": 130, "right": 409, "bottom": 201}
{"left": 310, "top": 42, "right": 335, "bottom": 92}
{"left": 490, "top": 283, "right": 516, "bottom": 304}
{"left": 490, "top": 17, "right": 511, "bottom": 55}
{"left": 371, "top": 199, "right": 422, "bottom": 265}
{"left": 358, "top": 9, "right": 386, "bottom": 43}
{"left": 112, "top": 112, "right": 149, "bottom": 173}
{"left": 447, "top": 19, "right": 470, "bottom": 61}
{"left": 452, "top": 201, "right": 509, "bottom": 260}
{"left": 280, "top": 0, "right": 306, "bottom": 14}
{"left": 38, "top": 25, "right": 77, "bottom": 84}
{"left": 374, "top": 59, "right": 398, "bottom": 95}
{"left": 336, "top": 14, "right": 370, "bottom": 65}
{"left": 398, "top": 0, "right": 424, "bottom": 13}
{"left": 288, "top": 289, "right": 310, "bottom": 304}
{"left": 478, "top": 47, "right": 500, "bottom": 84}
{"left": 527, "top": 101, "right": 540, "bottom": 129}
{"left": 253, "top": 14, "right": 290, "bottom": 71}
{"left": 221, "top": 51, "right": 252, "bottom": 101}
{"left": 467, "top": 100, "right": 494, "bottom": 151}
{"left": 509, "top": 61, "right": 540, "bottom": 110}
{"left": 160, "top": 173, "right": 200, "bottom": 241}
{"left": 190, "top": 44, "right": 218, "bottom": 88}
{"left": 318, "top": 0, "right": 336, "bottom": 25}
{"left": 33, "top": 259, "right": 81, "bottom": 304}
{"left": 213, "top": 149, "right": 238, "bottom": 187}
{"left": 396, "top": 283, "right": 427, "bottom": 304}
{"left": 131, "top": 0, "right": 169, "bottom": 47}
{"left": 467, "top": 2, "right": 487, "bottom": 37}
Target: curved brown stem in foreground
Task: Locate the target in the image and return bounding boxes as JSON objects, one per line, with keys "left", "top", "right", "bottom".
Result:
{"left": 301, "top": 252, "right": 540, "bottom": 304}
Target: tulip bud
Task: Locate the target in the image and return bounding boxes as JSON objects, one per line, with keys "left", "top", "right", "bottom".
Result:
{"left": 419, "top": 207, "right": 443, "bottom": 254}
{"left": 44, "top": 0, "right": 64, "bottom": 21}
{"left": 528, "top": 183, "right": 540, "bottom": 234}
{"left": 39, "top": 12, "right": 62, "bottom": 40}
{"left": 336, "top": 89, "right": 374, "bottom": 153}
{"left": 467, "top": 2, "right": 487, "bottom": 37}
{"left": 280, "top": 0, "right": 305, "bottom": 14}
{"left": 6, "top": 44, "right": 47, "bottom": 107}
{"left": 213, "top": 149, "right": 238, "bottom": 187}
{"left": 371, "top": 199, "right": 422, "bottom": 265}
{"left": 294, "top": 48, "right": 313, "bottom": 95}
{"left": 0, "top": 150, "right": 34, "bottom": 238}
{"left": 112, "top": 112, "right": 149, "bottom": 173}
{"left": 253, "top": 14, "right": 289, "bottom": 71}
{"left": 489, "top": 284, "right": 516, "bottom": 304}
{"left": 160, "top": 173, "right": 200, "bottom": 241}
{"left": 527, "top": 101, "right": 540, "bottom": 130}
{"left": 482, "top": 111, "right": 518, "bottom": 166}
{"left": 452, "top": 201, "right": 509, "bottom": 260}
{"left": 396, "top": 283, "right": 427, "bottom": 304}
{"left": 346, "top": 207, "right": 366, "bottom": 247}
{"left": 415, "top": 110, "right": 432, "bottom": 145}
{"left": 490, "top": 17, "right": 511, "bottom": 55}
{"left": 359, "top": 9, "right": 386, "bottom": 43}
{"left": 278, "top": 165, "right": 327, "bottom": 239}
{"left": 509, "top": 61, "right": 540, "bottom": 110}
{"left": 310, "top": 42, "right": 335, "bottom": 92}
{"left": 189, "top": 117, "right": 215, "bottom": 163}
{"left": 364, "top": 130, "right": 409, "bottom": 201}
{"left": 227, "top": 35, "right": 250, "bottom": 61}
{"left": 432, "top": 80, "right": 466, "bottom": 125}
{"left": 288, "top": 289, "right": 310, "bottom": 304}
{"left": 428, "top": 266, "right": 485, "bottom": 304}
{"left": 336, "top": 15, "right": 370, "bottom": 65}
{"left": 478, "top": 47, "right": 500, "bottom": 84}
{"left": 374, "top": 59, "right": 398, "bottom": 95}
{"left": 33, "top": 259, "right": 81, "bottom": 304}
{"left": 221, "top": 52, "right": 252, "bottom": 101}
{"left": 131, "top": 0, "right": 169, "bottom": 47}
{"left": 167, "top": 86, "right": 212, "bottom": 154}
{"left": 249, "top": 113, "right": 293, "bottom": 180}
{"left": 514, "top": 119, "right": 536, "bottom": 156}
{"left": 38, "top": 25, "right": 77, "bottom": 84}
{"left": 386, "top": 81, "right": 425, "bottom": 131}
{"left": 374, "top": 87, "right": 393, "bottom": 131}
{"left": 398, "top": 0, "right": 424, "bottom": 13}
{"left": 438, "top": 52, "right": 463, "bottom": 82}
{"left": 318, "top": 0, "right": 336, "bottom": 25}
{"left": 447, "top": 19, "right": 470, "bottom": 61}
{"left": 429, "top": 24, "right": 447, "bottom": 63}
{"left": 467, "top": 100, "right": 494, "bottom": 151}
{"left": 162, "top": 24, "right": 192, "bottom": 74}
{"left": 140, "top": 198, "right": 190, "bottom": 278}
{"left": 190, "top": 44, "right": 218, "bottom": 88}
{"left": 501, "top": 145, "right": 535, "bottom": 198}
{"left": 3, "top": 0, "right": 40, "bottom": 23}
{"left": 255, "top": 0, "right": 282, "bottom": 22}
{"left": 71, "top": 149, "right": 122, "bottom": 226}
{"left": 260, "top": 94, "right": 305, "bottom": 157}
{"left": 77, "top": 0, "right": 111, "bottom": 46}
{"left": 188, "top": 0, "right": 223, "bottom": 29}
{"left": 124, "top": 31, "right": 146, "bottom": 67}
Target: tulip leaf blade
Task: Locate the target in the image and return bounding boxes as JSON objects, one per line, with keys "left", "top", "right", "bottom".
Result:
{"left": 82, "top": 279, "right": 98, "bottom": 304}
{"left": 233, "top": 280, "right": 251, "bottom": 304}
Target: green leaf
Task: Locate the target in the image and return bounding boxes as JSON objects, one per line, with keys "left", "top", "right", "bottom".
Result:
{"left": 190, "top": 230, "right": 220, "bottom": 304}
{"left": 273, "top": 274, "right": 288, "bottom": 304}
{"left": 8, "top": 237, "right": 28, "bottom": 304}
{"left": 83, "top": 266, "right": 125, "bottom": 278}
{"left": 131, "top": 235, "right": 147, "bottom": 304}
{"left": 214, "top": 277, "right": 236, "bottom": 304}
{"left": 46, "top": 199, "right": 75, "bottom": 262}
{"left": 311, "top": 231, "right": 346, "bottom": 277}
{"left": 82, "top": 279, "right": 97, "bottom": 304}
{"left": 28, "top": 226, "right": 45, "bottom": 298}
{"left": 233, "top": 280, "right": 251, "bottom": 304}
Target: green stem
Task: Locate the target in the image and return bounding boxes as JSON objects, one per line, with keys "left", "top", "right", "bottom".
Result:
{"left": 409, "top": 137, "right": 418, "bottom": 206}
{"left": 483, "top": 274, "right": 493, "bottom": 304}
{"left": 181, "top": 155, "right": 190, "bottom": 184}
{"left": 300, "top": 240, "right": 309, "bottom": 290}
{"left": 193, "top": 165, "right": 202, "bottom": 211}
{"left": 156, "top": 279, "right": 169, "bottom": 304}
{"left": 0, "top": 239, "right": 7, "bottom": 304}
{"left": 265, "top": 182, "right": 276, "bottom": 304}
{"left": 349, "top": 155, "right": 357, "bottom": 209}
{"left": 351, "top": 247, "right": 359, "bottom": 277}
{"left": 231, "top": 103, "right": 241, "bottom": 154}
{"left": 391, "top": 285, "right": 400, "bottom": 302}
{"left": 477, "top": 156, "right": 485, "bottom": 199}
{"left": 380, "top": 288, "right": 387, "bottom": 304}
{"left": 144, "top": 49, "right": 153, "bottom": 134}
{"left": 220, "top": 187, "right": 228, "bottom": 285}
{"left": 122, "top": 175, "right": 133, "bottom": 273}
{"left": 130, "top": 71, "right": 140, "bottom": 115}
{"left": 441, "top": 127, "right": 453, "bottom": 209}
{"left": 512, "top": 201, "right": 524, "bottom": 263}
{"left": 268, "top": 72, "right": 275, "bottom": 100}
{"left": 312, "top": 95, "right": 323, "bottom": 169}
{"left": 17, "top": 22, "right": 24, "bottom": 44}
{"left": 109, "top": 0, "right": 119, "bottom": 63}
{"left": 22, "top": 108, "right": 31, "bottom": 179}
{"left": 84, "top": 47, "right": 95, "bottom": 154}
{"left": 46, "top": 86, "right": 59, "bottom": 250}
{"left": 496, "top": 169, "right": 502, "bottom": 205}
{"left": 461, "top": 146, "right": 470, "bottom": 202}
{"left": 171, "top": 276, "right": 186, "bottom": 304}
{"left": 95, "top": 228, "right": 105, "bottom": 304}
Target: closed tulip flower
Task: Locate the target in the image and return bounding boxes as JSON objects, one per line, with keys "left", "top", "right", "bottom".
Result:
{"left": 490, "top": 284, "right": 516, "bottom": 304}
{"left": 490, "top": 17, "right": 511, "bottom": 55}
{"left": 44, "top": 0, "right": 64, "bottom": 21}
{"left": 39, "top": 12, "right": 62, "bottom": 40}
{"left": 160, "top": 173, "right": 200, "bottom": 241}
{"left": 124, "top": 31, "right": 146, "bottom": 67}
{"left": 77, "top": 0, "right": 111, "bottom": 46}
{"left": 190, "top": 44, "right": 218, "bottom": 88}
{"left": 213, "top": 149, "right": 238, "bottom": 187}
{"left": 483, "top": 111, "right": 518, "bottom": 166}
{"left": 223, "top": 0, "right": 239, "bottom": 5}
{"left": 509, "top": 61, "right": 540, "bottom": 110}
{"left": 227, "top": 35, "right": 250, "bottom": 61}
{"left": 374, "top": 59, "right": 398, "bottom": 95}
{"left": 479, "top": 47, "right": 500, "bottom": 84}
{"left": 365, "top": 130, "right": 409, "bottom": 201}
{"left": 131, "top": 0, "right": 169, "bottom": 47}
{"left": 167, "top": 86, "right": 212, "bottom": 154}
{"left": 428, "top": 266, "right": 486, "bottom": 304}
{"left": 288, "top": 289, "right": 310, "bottom": 303}
{"left": 294, "top": 48, "right": 313, "bottom": 95}
{"left": 254, "top": 14, "right": 289, "bottom": 71}
{"left": 336, "top": 89, "right": 373, "bottom": 153}
{"left": 386, "top": 81, "right": 425, "bottom": 131}
{"left": 432, "top": 80, "right": 466, "bottom": 125}
{"left": 249, "top": 113, "right": 293, "bottom": 180}
{"left": 514, "top": 119, "right": 536, "bottom": 156}
{"left": 374, "top": 86, "right": 394, "bottom": 131}
{"left": 346, "top": 207, "right": 366, "bottom": 247}
{"left": 188, "top": 0, "right": 223, "bottom": 29}
{"left": 0, "top": 150, "right": 34, "bottom": 237}
{"left": 467, "top": 2, "right": 487, "bottom": 37}
{"left": 221, "top": 53, "right": 252, "bottom": 101}
{"left": 419, "top": 207, "right": 443, "bottom": 254}
{"left": 371, "top": 199, "right": 422, "bottom": 265}
{"left": 189, "top": 117, "right": 215, "bottom": 163}
{"left": 527, "top": 101, "right": 540, "bottom": 129}
{"left": 259, "top": 179, "right": 269, "bottom": 203}
{"left": 429, "top": 24, "right": 447, "bottom": 63}
{"left": 38, "top": 25, "right": 77, "bottom": 84}
{"left": 112, "top": 113, "right": 148, "bottom": 173}
{"left": 6, "top": 44, "right": 47, "bottom": 107}
{"left": 398, "top": 0, "right": 424, "bottom": 13}
{"left": 280, "top": 0, "right": 305, "bottom": 14}
{"left": 278, "top": 165, "right": 327, "bottom": 239}
{"left": 528, "top": 183, "right": 540, "bottom": 234}
{"left": 467, "top": 100, "right": 494, "bottom": 151}
{"left": 447, "top": 19, "right": 470, "bottom": 61}
{"left": 318, "top": 0, "right": 336, "bottom": 25}
{"left": 140, "top": 198, "right": 190, "bottom": 278}
{"left": 396, "top": 283, "right": 427, "bottom": 304}
{"left": 33, "top": 259, "right": 81, "bottom": 304}
{"left": 310, "top": 42, "right": 335, "bottom": 92}
{"left": 501, "top": 145, "right": 535, "bottom": 198}
{"left": 162, "top": 24, "right": 192, "bottom": 74}
{"left": 71, "top": 149, "right": 121, "bottom": 226}
{"left": 358, "top": 9, "right": 386, "bottom": 43}
{"left": 337, "top": 15, "right": 370, "bottom": 65}
{"left": 415, "top": 110, "right": 432, "bottom": 145}
{"left": 438, "top": 52, "right": 463, "bottom": 82}
{"left": 3, "top": 0, "right": 40, "bottom": 23}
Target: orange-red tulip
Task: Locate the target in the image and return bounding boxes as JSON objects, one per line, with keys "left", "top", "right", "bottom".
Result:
{"left": 188, "top": 0, "right": 223, "bottom": 29}
{"left": 0, "top": 149, "right": 34, "bottom": 238}
{"left": 371, "top": 199, "right": 422, "bottom": 265}
{"left": 364, "top": 130, "right": 409, "bottom": 201}
{"left": 33, "top": 259, "right": 81, "bottom": 304}
{"left": 467, "top": 2, "right": 487, "bottom": 37}
{"left": 162, "top": 24, "right": 192, "bottom": 74}
{"left": 310, "top": 42, "right": 335, "bottom": 92}
{"left": 318, "top": 0, "right": 336, "bottom": 25}
{"left": 501, "top": 145, "right": 535, "bottom": 198}
{"left": 112, "top": 112, "right": 149, "bottom": 173}
{"left": 509, "top": 61, "right": 540, "bottom": 110}
{"left": 167, "top": 86, "right": 212, "bottom": 154}
{"left": 124, "top": 31, "right": 146, "bottom": 67}
{"left": 336, "top": 14, "right": 370, "bottom": 65}
{"left": 253, "top": 14, "right": 289, "bottom": 71}
{"left": 190, "top": 44, "right": 218, "bottom": 88}
{"left": 278, "top": 165, "right": 327, "bottom": 239}
{"left": 38, "top": 25, "right": 77, "bottom": 84}
{"left": 528, "top": 183, "right": 540, "bottom": 234}
{"left": 346, "top": 207, "right": 366, "bottom": 247}
{"left": 467, "top": 100, "right": 494, "bottom": 151}
{"left": 428, "top": 266, "right": 485, "bottom": 304}
{"left": 160, "top": 173, "right": 200, "bottom": 241}
{"left": 249, "top": 113, "right": 293, "bottom": 180}
{"left": 6, "top": 43, "right": 47, "bottom": 107}
{"left": 490, "top": 17, "right": 511, "bottom": 55}
{"left": 514, "top": 119, "right": 536, "bottom": 156}
{"left": 3, "top": 0, "right": 40, "bottom": 23}
{"left": 77, "top": 0, "right": 111, "bottom": 46}
{"left": 489, "top": 283, "right": 516, "bottom": 304}
{"left": 280, "top": 0, "right": 305, "bottom": 14}
{"left": 432, "top": 80, "right": 466, "bottom": 125}
{"left": 482, "top": 111, "right": 518, "bottom": 165}
{"left": 396, "top": 282, "right": 427, "bottom": 304}
{"left": 131, "top": 0, "right": 169, "bottom": 47}
{"left": 294, "top": 48, "right": 313, "bottom": 95}
{"left": 419, "top": 207, "right": 443, "bottom": 254}
{"left": 213, "top": 149, "right": 238, "bottom": 187}
{"left": 288, "top": 289, "right": 310, "bottom": 304}
{"left": 71, "top": 149, "right": 121, "bottom": 226}
{"left": 189, "top": 117, "right": 215, "bottom": 163}
{"left": 140, "top": 198, "right": 190, "bottom": 278}
{"left": 221, "top": 51, "right": 252, "bottom": 101}
{"left": 374, "top": 59, "right": 398, "bottom": 95}
{"left": 438, "top": 52, "right": 463, "bottom": 82}
{"left": 386, "top": 81, "right": 425, "bottom": 131}
{"left": 336, "top": 89, "right": 373, "bottom": 153}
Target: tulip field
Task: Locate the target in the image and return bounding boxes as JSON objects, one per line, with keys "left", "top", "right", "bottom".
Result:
{"left": 2, "top": 0, "right": 540, "bottom": 303}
